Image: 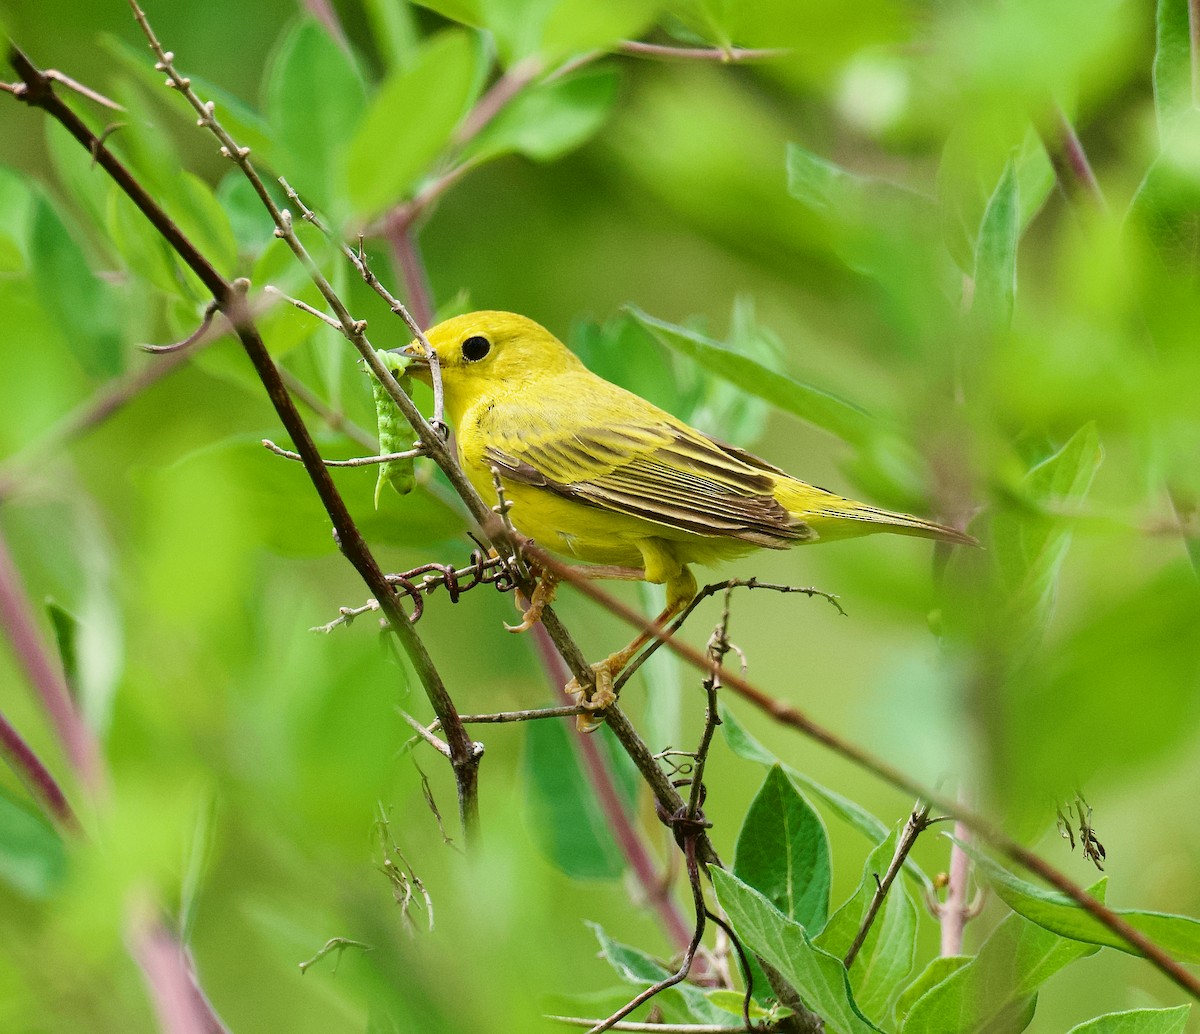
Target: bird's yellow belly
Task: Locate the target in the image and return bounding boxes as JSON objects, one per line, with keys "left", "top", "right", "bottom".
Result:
{"left": 464, "top": 460, "right": 759, "bottom": 573}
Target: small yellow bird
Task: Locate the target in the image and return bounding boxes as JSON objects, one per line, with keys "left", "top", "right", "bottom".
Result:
{"left": 402, "top": 311, "right": 974, "bottom": 720}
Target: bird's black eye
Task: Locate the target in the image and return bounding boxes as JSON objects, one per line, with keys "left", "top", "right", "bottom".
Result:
{"left": 461, "top": 335, "right": 491, "bottom": 362}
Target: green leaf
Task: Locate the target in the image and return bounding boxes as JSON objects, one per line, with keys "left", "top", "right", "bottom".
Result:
{"left": 1128, "top": 117, "right": 1200, "bottom": 287}
{"left": 162, "top": 434, "right": 464, "bottom": 557}
{"left": 734, "top": 766, "right": 831, "bottom": 932}
{"left": 967, "top": 847, "right": 1200, "bottom": 963}
{"left": 45, "top": 600, "right": 81, "bottom": 703}
{"left": 538, "top": 0, "right": 661, "bottom": 62}
{"left": 468, "top": 68, "right": 619, "bottom": 163}
{"left": 411, "top": 0, "right": 482, "bottom": 27}
{"left": 1067, "top": 1006, "right": 1191, "bottom": 1034}
{"left": 106, "top": 182, "right": 183, "bottom": 297}
{"left": 711, "top": 868, "right": 885, "bottom": 1034}
{"left": 31, "top": 192, "right": 124, "bottom": 376}
{"left": 972, "top": 157, "right": 1020, "bottom": 329}
{"left": 626, "top": 306, "right": 876, "bottom": 447}
{"left": 0, "top": 790, "right": 67, "bottom": 899}
{"left": 720, "top": 706, "right": 931, "bottom": 889}
{"left": 266, "top": 19, "right": 368, "bottom": 212}
{"left": 344, "top": 30, "right": 476, "bottom": 219}
{"left": 893, "top": 956, "right": 972, "bottom": 1028}
{"left": 786, "top": 143, "right": 940, "bottom": 285}
{"left": 523, "top": 719, "right": 635, "bottom": 880}
{"left": 589, "top": 923, "right": 738, "bottom": 1025}
{"left": 363, "top": 0, "right": 422, "bottom": 71}
{"left": 1153, "top": 0, "right": 1192, "bottom": 138}
{"left": 990, "top": 423, "right": 1102, "bottom": 650}
{"left": 900, "top": 877, "right": 1104, "bottom": 1033}
{"left": 815, "top": 824, "right": 918, "bottom": 1021}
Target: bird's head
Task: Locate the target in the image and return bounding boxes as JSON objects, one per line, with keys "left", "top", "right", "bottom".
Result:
{"left": 398, "top": 311, "right": 583, "bottom": 423}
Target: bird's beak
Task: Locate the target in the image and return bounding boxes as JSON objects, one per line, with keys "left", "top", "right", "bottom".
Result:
{"left": 393, "top": 342, "right": 431, "bottom": 382}
{"left": 394, "top": 342, "right": 429, "bottom": 367}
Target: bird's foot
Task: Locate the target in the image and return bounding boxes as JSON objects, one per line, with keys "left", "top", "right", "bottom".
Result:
{"left": 505, "top": 569, "right": 559, "bottom": 633}
{"left": 565, "top": 654, "right": 622, "bottom": 733}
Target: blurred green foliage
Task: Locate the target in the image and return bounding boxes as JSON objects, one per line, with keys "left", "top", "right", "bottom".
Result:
{"left": 0, "top": 0, "right": 1198, "bottom": 1031}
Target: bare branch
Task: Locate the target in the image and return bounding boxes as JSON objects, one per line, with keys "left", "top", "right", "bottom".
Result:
{"left": 618, "top": 40, "right": 790, "bottom": 62}
{"left": 141, "top": 301, "right": 221, "bottom": 353}
{"left": 261, "top": 439, "right": 424, "bottom": 467}
{"left": 845, "top": 802, "right": 932, "bottom": 968}
{"left": 297, "top": 937, "right": 372, "bottom": 975}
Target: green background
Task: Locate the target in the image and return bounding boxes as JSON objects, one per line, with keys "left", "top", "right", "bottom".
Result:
{"left": 0, "top": 0, "right": 1197, "bottom": 1031}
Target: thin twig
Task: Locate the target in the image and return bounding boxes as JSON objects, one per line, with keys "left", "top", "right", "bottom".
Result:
{"left": 399, "top": 708, "right": 452, "bottom": 758}
{"left": 617, "top": 40, "right": 790, "bottom": 62}
{"left": 1038, "top": 106, "right": 1105, "bottom": 210}
{"left": 262, "top": 285, "right": 343, "bottom": 330}
{"left": 549, "top": 1021, "right": 754, "bottom": 1033}
{"left": 0, "top": 707, "right": 77, "bottom": 829}
{"left": 615, "top": 578, "right": 843, "bottom": 693}
{"left": 297, "top": 937, "right": 372, "bottom": 975}
{"left": 141, "top": 302, "right": 220, "bottom": 353}
{"left": 549, "top": 1020, "right": 754, "bottom": 1033}
{"left": 588, "top": 835, "right": 709, "bottom": 1034}
{"left": 261, "top": 439, "right": 424, "bottom": 466}
{"left": 447, "top": 704, "right": 590, "bottom": 724}
{"left": 844, "top": 801, "right": 932, "bottom": 968}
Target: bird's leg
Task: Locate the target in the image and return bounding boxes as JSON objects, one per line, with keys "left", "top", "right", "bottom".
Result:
{"left": 506, "top": 566, "right": 559, "bottom": 633}
{"left": 506, "top": 562, "right": 645, "bottom": 634}
{"left": 566, "top": 563, "right": 697, "bottom": 733}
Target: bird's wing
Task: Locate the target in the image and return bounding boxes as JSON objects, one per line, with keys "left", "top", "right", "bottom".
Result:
{"left": 483, "top": 417, "right": 813, "bottom": 547}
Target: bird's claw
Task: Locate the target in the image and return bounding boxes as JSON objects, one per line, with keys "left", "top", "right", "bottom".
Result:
{"left": 565, "top": 656, "right": 620, "bottom": 733}
{"left": 504, "top": 571, "right": 559, "bottom": 633}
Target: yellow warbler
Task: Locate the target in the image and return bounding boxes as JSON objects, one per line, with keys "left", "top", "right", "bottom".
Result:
{"left": 402, "top": 311, "right": 975, "bottom": 719}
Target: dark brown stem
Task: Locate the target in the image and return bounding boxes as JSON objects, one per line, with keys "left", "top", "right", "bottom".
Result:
{"left": 526, "top": 545, "right": 1200, "bottom": 1001}
{"left": 588, "top": 835, "right": 708, "bottom": 1034}
{"left": 844, "top": 802, "right": 931, "bottom": 968}
{"left": 7, "top": 42, "right": 484, "bottom": 839}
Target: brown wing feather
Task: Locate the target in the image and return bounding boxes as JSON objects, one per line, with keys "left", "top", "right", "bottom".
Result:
{"left": 484, "top": 420, "right": 814, "bottom": 547}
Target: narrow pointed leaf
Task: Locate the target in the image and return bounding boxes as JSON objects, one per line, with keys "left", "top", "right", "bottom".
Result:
{"left": 972, "top": 158, "right": 1020, "bottom": 329}
{"left": 1067, "top": 1006, "right": 1191, "bottom": 1034}
{"left": 627, "top": 307, "right": 875, "bottom": 446}
{"left": 967, "top": 847, "right": 1200, "bottom": 962}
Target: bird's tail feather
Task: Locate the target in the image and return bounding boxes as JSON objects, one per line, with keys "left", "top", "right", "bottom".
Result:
{"left": 778, "top": 480, "right": 978, "bottom": 546}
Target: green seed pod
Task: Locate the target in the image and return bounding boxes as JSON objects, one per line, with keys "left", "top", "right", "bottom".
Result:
{"left": 370, "top": 350, "right": 415, "bottom": 505}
